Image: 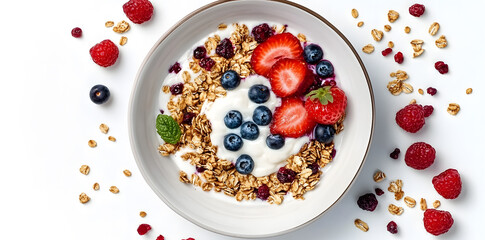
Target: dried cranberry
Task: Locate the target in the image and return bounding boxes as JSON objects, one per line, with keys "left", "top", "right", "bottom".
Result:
{"left": 387, "top": 221, "right": 398, "bottom": 234}
{"left": 159, "top": 109, "right": 164, "bottom": 114}
{"left": 394, "top": 52, "right": 403, "bottom": 64}
{"left": 215, "top": 38, "right": 235, "bottom": 59}
{"left": 199, "top": 57, "right": 215, "bottom": 71}
{"left": 193, "top": 46, "right": 206, "bottom": 59}
{"left": 308, "top": 162, "right": 319, "bottom": 175}
{"left": 251, "top": 23, "right": 273, "bottom": 43}
{"left": 182, "top": 112, "right": 196, "bottom": 125}
{"left": 427, "top": 87, "right": 437, "bottom": 96}
{"left": 331, "top": 148, "right": 337, "bottom": 158}
{"left": 196, "top": 166, "right": 205, "bottom": 173}
{"left": 390, "top": 148, "right": 400, "bottom": 159}
{"left": 375, "top": 188, "right": 384, "bottom": 196}
{"left": 382, "top": 48, "right": 393, "bottom": 56}
{"left": 170, "top": 83, "right": 184, "bottom": 95}
{"left": 423, "top": 105, "right": 434, "bottom": 117}
{"left": 257, "top": 184, "right": 270, "bottom": 200}
{"left": 357, "top": 193, "right": 378, "bottom": 211}
{"left": 156, "top": 235, "right": 165, "bottom": 240}
{"left": 168, "top": 62, "right": 181, "bottom": 74}
{"left": 409, "top": 4, "right": 425, "bottom": 17}
{"left": 435, "top": 61, "right": 448, "bottom": 74}
{"left": 137, "top": 224, "right": 151, "bottom": 235}
{"left": 277, "top": 167, "right": 296, "bottom": 183}
{"left": 71, "top": 27, "right": 82, "bottom": 38}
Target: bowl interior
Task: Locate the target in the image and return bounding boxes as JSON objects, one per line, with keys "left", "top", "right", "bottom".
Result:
{"left": 129, "top": 0, "right": 374, "bottom": 238}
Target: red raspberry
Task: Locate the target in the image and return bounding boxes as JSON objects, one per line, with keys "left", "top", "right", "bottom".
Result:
{"left": 71, "top": 27, "right": 82, "bottom": 38}
{"left": 423, "top": 105, "right": 434, "bottom": 117}
{"left": 387, "top": 221, "right": 398, "bottom": 234}
{"left": 123, "top": 0, "right": 154, "bottom": 24}
{"left": 409, "top": 4, "right": 425, "bottom": 17}
{"left": 405, "top": 142, "right": 435, "bottom": 170}
{"left": 276, "top": 167, "right": 296, "bottom": 183}
{"left": 394, "top": 52, "right": 403, "bottom": 64}
{"left": 137, "top": 223, "right": 151, "bottom": 235}
{"left": 432, "top": 169, "right": 462, "bottom": 199}
{"left": 435, "top": 61, "right": 449, "bottom": 74}
{"left": 156, "top": 235, "right": 165, "bottom": 240}
{"left": 199, "top": 57, "right": 215, "bottom": 71}
{"left": 256, "top": 184, "right": 270, "bottom": 200}
{"left": 427, "top": 87, "right": 437, "bottom": 96}
{"left": 381, "top": 48, "right": 392, "bottom": 56}
{"left": 395, "top": 104, "right": 425, "bottom": 133}
{"left": 423, "top": 209, "right": 454, "bottom": 236}
{"left": 89, "top": 40, "right": 119, "bottom": 67}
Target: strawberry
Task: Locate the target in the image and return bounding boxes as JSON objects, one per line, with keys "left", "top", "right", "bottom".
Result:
{"left": 268, "top": 58, "right": 312, "bottom": 97}
{"left": 304, "top": 86, "right": 347, "bottom": 124}
{"left": 270, "top": 98, "right": 316, "bottom": 138}
{"left": 250, "top": 33, "right": 303, "bottom": 76}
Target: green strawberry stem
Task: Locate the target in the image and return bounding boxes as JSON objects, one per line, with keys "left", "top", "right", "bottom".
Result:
{"left": 305, "top": 86, "right": 334, "bottom": 105}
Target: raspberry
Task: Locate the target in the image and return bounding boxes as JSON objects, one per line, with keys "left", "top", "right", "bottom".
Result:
{"left": 215, "top": 38, "right": 235, "bottom": 59}
{"left": 193, "top": 46, "right": 207, "bottom": 59}
{"left": 123, "top": 0, "right": 154, "bottom": 24}
{"left": 432, "top": 169, "right": 462, "bottom": 199}
{"left": 256, "top": 184, "right": 270, "bottom": 200}
{"left": 395, "top": 104, "right": 425, "bottom": 133}
{"left": 423, "top": 105, "right": 434, "bottom": 117}
{"left": 71, "top": 27, "right": 82, "bottom": 38}
{"left": 394, "top": 52, "right": 403, "bottom": 64}
{"left": 405, "top": 142, "right": 435, "bottom": 170}
{"left": 156, "top": 235, "right": 165, "bottom": 240}
{"left": 89, "top": 39, "right": 119, "bottom": 67}
{"left": 168, "top": 62, "right": 181, "bottom": 74}
{"left": 427, "top": 87, "right": 437, "bottom": 96}
{"left": 357, "top": 193, "right": 378, "bottom": 211}
{"left": 435, "top": 61, "right": 449, "bottom": 74}
{"left": 183, "top": 238, "right": 195, "bottom": 240}
{"left": 170, "top": 83, "right": 184, "bottom": 95}
{"left": 409, "top": 4, "right": 425, "bottom": 17}
{"left": 137, "top": 223, "right": 151, "bottom": 235}
{"left": 390, "top": 148, "right": 400, "bottom": 159}
{"left": 251, "top": 23, "right": 274, "bottom": 43}
{"left": 423, "top": 209, "right": 454, "bottom": 236}
{"left": 375, "top": 188, "right": 384, "bottom": 196}
{"left": 182, "top": 112, "right": 196, "bottom": 125}
{"left": 277, "top": 167, "right": 296, "bottom": 183}
{"left": 387, "top": 221, "right": 398, "bottom": 234}
{"left": 199, "top": 57, "right": 215, "bottom": 71}
{"left": 381, "top": 48, "right": 392, "bottom": 56}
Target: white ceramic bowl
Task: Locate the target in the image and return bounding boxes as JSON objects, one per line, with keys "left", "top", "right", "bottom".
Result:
{"left": 128, "top": 0, "right": 374, "bottom": 238}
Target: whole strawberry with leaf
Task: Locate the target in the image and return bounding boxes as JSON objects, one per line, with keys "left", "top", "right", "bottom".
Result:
{"left": 304, "top": 86, "right": 347, "bottom": 125}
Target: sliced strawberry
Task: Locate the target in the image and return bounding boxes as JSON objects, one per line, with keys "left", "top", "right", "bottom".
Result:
{"left": 269, "top": 58, "right": 311, "bottom": 97}
{"left": 250, "top": 33, "right": 303, "bottom": 76}
{"left": 270, "top": 97, "right": 316, "bottom": 138}
{"left": 304, "top": 86, "right": 347, "bottom": 125}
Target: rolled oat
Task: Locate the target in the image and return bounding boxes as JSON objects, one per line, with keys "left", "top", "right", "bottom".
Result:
{"left": 109, "top": 186, "right": 120, "bottom": 194}
{"left": 466, "top": 88, "right": 473, "bottom": 94}
{"left": 79, "top": 193, "right": 90, "bottom": 204}
{"left": 354, "top": 219, "right": 369, "bottom": 232}
{"left": 420, "top": 198, "right": 427, "bottom": 210}
{"left": 429, "top": 22, "right": 440, "bottom": 36}
{"left": 362, "top": 44, "right": 375, "bottom": 54}
{"left": 351, "top": 9, "right": 359, "bottom": 18}
{"left": 88, "top": 140, "right": 97, "bottom": 148}
{"left": 447, "top": 103, "right": 460, "bottom": 115}
{"left": 99, "top": 123, "right": 109, "bottom": 134}
{"left": 80, "top": 165, "right": 90, "bottom": 175}
{"left": 388, "top": 10, "right": 399, "bottom": 23}
{"left": 435, "top": 35, "right": 448, "bottom": 48}
{"left": 371, "top": 29, "right": 383, "bottom": 41}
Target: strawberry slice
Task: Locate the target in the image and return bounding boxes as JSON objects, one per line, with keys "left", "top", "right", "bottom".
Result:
{"left": 250, "top": 33, "right": 303, "bottom": 76}
{"left": 269, "top": 58, "right": 312, "bottom": 97}
{"left": 270, "top": 97, "right": 316, "bottom": 138}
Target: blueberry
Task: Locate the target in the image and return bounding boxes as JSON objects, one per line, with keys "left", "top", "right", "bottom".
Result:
{"left": 303, "top": 44, "right": 324, "bottom": 64}
{"left": 240, "top": 121, "right": 259, "bottom": 140}
{"left": 235, "top": 154, "right": 254, "bottom": 174}
{"left": 266, "top": 134, "right": 285, "bottom": 149}
{"left": 315, "top": 60, "right": 334, "bottom": 78}
{"left": 221, "top": 70, "right": 241, "bottom": 90}
{"left": 314, "top": 124, "right": 336, "bottom": 144}
{"left": 89, "top": 84, "right": 110, "bottom": 104}
{"left": 248, "top": 84, "right": 270, "bottom": 103}
{"left": 224, "top": 110, "right": 243, "bottom": 129}
{"left": 223, "top": 133, "right": 243, "bottom": 151}
{"left": 252, "top": 106, "right": 272, "bottom": 126}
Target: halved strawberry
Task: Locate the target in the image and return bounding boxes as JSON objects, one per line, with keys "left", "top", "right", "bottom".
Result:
{"left": 270, "top": 97, "right": 316, "bottom": 138}
{"left": 269, "top": 58, "right": 312, "bottom": 97}
{"left": 304, "top": 86, "right": 347, "bottom": 125}
{"left": 250, "top": 33, "right": 303, "bottom": 76}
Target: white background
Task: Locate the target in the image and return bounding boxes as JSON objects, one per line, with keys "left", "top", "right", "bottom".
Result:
{"left": 0, "top": 0, "right": 483, "bottom": 239}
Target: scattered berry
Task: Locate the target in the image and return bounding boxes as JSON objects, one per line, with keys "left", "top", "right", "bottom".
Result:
{"left": 137, "top": 223, "right": 151, "bottom": 235}
{"left": 375, "top": 188, "right": 384, "bottom": 196}
{"left": 381, "top": 48, "right": 392, "bottom": 56}
{"left": 89, "top": 84, "right": 110, "bottom": 104}
{"left": 199, "top": 57, "right": 215, "bottom": 71}
{"left": 435, "top": 61, "right": 449, "bottom": 74}
{"left": 387, "top": 221, "right": 398, "bottom": 234}
{"left": 303, "top": 44, "right": 324, "bottom": 64}
{"left": 269, "top": 58, "right": 311, "bottom": 97}
{"left": 156, "top": 235, "right": 165, "bottom": 240}
{"left": 195, "top": 166, "right": 205, "bottom": 173}
{"left": 71, "top": 27, "right": 82, "bottom": 38}
{"left": 235, "top": 154, "right": 255, "bottom": 174}
{"left": 251, "top": 23, "right": 273, "bottom": 43}
{"left": 224, "top": 110, "right": 243, "bottom": 129}
{"left": 390, "top": 148, "right": 400, "bottom": 159}
{"left": 432, "top": 169, "right": 462, "bottom": 199}
{"left": 223, "top": 133, "right": 243, "bottom": 151}
{"left": 405, "top": 142, "right": 436, "bottom": 170}
{"left": 193, "top": 46, "right": 207, "bottom": 59}
{"left": 257, "top": 184, "right": 270, "bottom": 200}
{"left": 240, "top": 121, "right": 260, "bottom": 140}
{"left": 266, "top": 134, "right": 285, "bottom": 149}
{"left": 182, "top": 112, "right": 196, "bottom": 125}
{"left": 394, "top": 52, "right": 404, "bottom": 64}
{"left": 169, "top": 83, "right": 184, "bottom": 95}
{"left": 331, "top": 148, "right": 337, "bottom": 158}
{"left": 220, "top": 70, "right": 241, "bottom": 90}
{"left": 357, "top": 193, "right": 378, "bottom": 211}
{"left": 277, "top": 167, "right": 296, "bottom": 183}
{"left": 251, "top": 33, "right": 303, "bottom": 76}
{"left": 89, "top": 39, "right": 119, "bottom": 67}
{"left": 248, "top": 84, "right": 270, "bottom": 103}
{"left": 409, "top": 3, "right": 425, "bottom": 17}
{"left": 395, "top": 104, "right": 425, "bottom": 133}
{"left": 308, "top": 162, "right": 319, "bottom": 175}
{"left": 314, "top": 124, "right": 336, "bottom": 144}
{"left": 168, "top": 62, "right": 181, "bottom": 74}
{"left": 423, "top": 105, "right": 434, "bottom": 117}
{"left": 215, "top": 38, "right": 235, "bottom": 59}
{"left": 305, "top": 86, "right": 347, "bottom": 125}
{"left": 123, "top": 0, "right": 154, "bottom": 24}
{"left": 270, "top": 97, "right": 316, "bottom": 138}
{"left": 159, "top": 109, "right": 164, "bottom": 114}
{"left": 423, "top": 209, "right": 454, "bottom": 236}
{"left": 427, "top": 87, "right": 437, "bottom": 96}
{"left": 253, "top": 106, "right": 273, "bottom": 126}
{"left": 315, "top": 60, "right": 334, "bottom": 78}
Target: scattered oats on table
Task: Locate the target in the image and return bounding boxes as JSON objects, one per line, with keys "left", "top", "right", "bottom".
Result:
{"left": 373, "top": 170, "right": 386, "bottom": 182}
{"left": 109, "top": 186, "right": 120, "bottom": 194}
{"left": 404, "top": 196, "right": 416, "bottom": 208}
{"left": 404, "top": 26, "right": 411, "bottom": 34}
{"left": 113, "top": 20, "right": 130, "bottom": 33}
{"left": 433, "top": 200, "right": 441, "bottom": 209}
{"left": 388, "top": 179, "right": 404, "bottom": 200}
{"left": 409, "top": 99, "right": 417, "bottom": 105}
{"left": 217, "top": 23, "right": 227, "bottom": 30}
{"left": 354, "top": 219, "right": 369, "bottom": 232}
{"left": 88, "top": 140, "right": 97, "bottom": 148}
{"left": 420, "top": 198, "right": 427, "bottom": 210}
{"left": 357, "top": 21, "right": 364, "bottom": 27}
{"left": 447, "top": 103, "right": 460, "bottom": 115}
{"left": 79, "top": 165, "right": 90, "bottom": 175}
{"left": 140, "top": 211, "right": 147, "bottom": 218}
{"left": 99, "top": 123, "right": 109, "bottom": 134}
{"left": 93, "top": 182, "right": 100, "bottom": 191}
{"left": 435, "top": 35, "right": 448, "bottom": 48}
{"left": 429, "top": 22, "right": 440, "bottom": 36}
{"left": 387, "top": 70, "right": 412, "bottom": 96}
{"left": 388, "top": 204, "right": 404, "bottom": 215}
{"left": 79, "top": 192, "right": 90, "bottom": 204}
{"left": 105, "top": 21, "right": 114, "bottom": 28}
{"left": 123, "top": 169, "right": 132, "bottom": 177}
{"left": 388, "top": 41, "right": 394, "bottom": 48}
{"left": 466, "top": 88, "right": 473, "bottom": 94}
{"left": 119, "top": 36, "right": 128, "bottom": 46}
{"left": 108, "top": 136, "right": 116, "bottom": 142}
{"left": 418, "top": 88, "right": 424, "bottom": 95}
{"left": 371, "top": 29, "right": 383, "bottom": 41}
{"left": 384, "top": 24, "right": 391, "bottom": 32}
{"left": 351, "top": 8, "right": 359, "bottom": 18}
{"left": 362, "top": 44, "right": 374, "bottom": 54}
{"left": 388, "top": 10, "right": 399, "bottom": 22}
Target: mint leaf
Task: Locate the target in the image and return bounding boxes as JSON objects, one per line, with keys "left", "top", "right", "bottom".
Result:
{"left": 156, "top": 114, "right": 181, "bottom": 144}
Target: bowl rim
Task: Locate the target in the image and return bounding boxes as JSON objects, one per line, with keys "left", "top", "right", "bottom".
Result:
{"left": 128, "top": 0, "right": 375, "bottom": 238}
